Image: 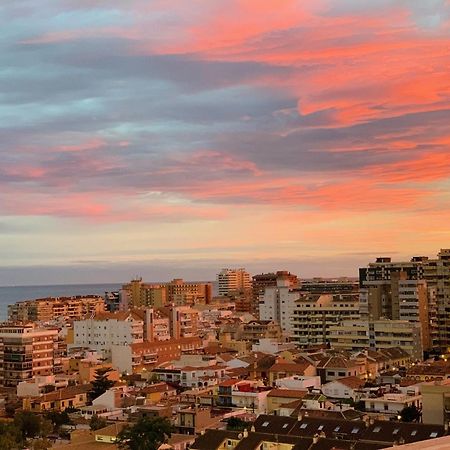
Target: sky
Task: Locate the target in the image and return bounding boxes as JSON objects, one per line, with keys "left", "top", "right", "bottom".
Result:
{"left": 1, "top": 0, "right": 450, "bottom": 285}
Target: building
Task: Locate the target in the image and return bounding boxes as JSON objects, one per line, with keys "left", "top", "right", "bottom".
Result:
{"left": 421, "top": 379, "right": 450, "bottom": 425}
{"left": 359, "top": 250, "right": 450, "bottom": 349}
{"left": 111, "top": 336, "right": 203, "bottom": 374}
{"left": 239, "top": 320, "right": 283, "bottom": 344}
{"left": 166, "top": 279, "right": 212, "bottom": 306}
{"left": 122, "top": 278, "right": 167, "bottom": 308}
{"left": 359, "top": 265, "right": 432, "bottom": 351}
{"left": 259, "top": 278, "right": 301, "bottom": 337}
{"left": 291, "top": 293, "right": 360, "bottom": 346}
{"left": 217, "top": 268, "right": 251, "bottom": 297}
{"left": 190, "top": 414, "right": 446, "bottom": 450}
{"left": 71, "top": 311, "right": 145, "bottom": 358}
{"left": 8, "top": 296, "right": 105, "bottom": 323}
{"left": 0, "top": 324, "right": 58, "bottom": 387}
{"left": 329, "top": 319, "right": 423, "bottom": 361}
{"left": 252, "top": 271, "right": 298, "bottom": 316}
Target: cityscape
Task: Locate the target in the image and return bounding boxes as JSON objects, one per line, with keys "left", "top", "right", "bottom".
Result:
{"left": 1, "top": 0, "right": 450, "bottom": 449}
{"left": 1, "top": 252, "right": 450, "bottom": 449}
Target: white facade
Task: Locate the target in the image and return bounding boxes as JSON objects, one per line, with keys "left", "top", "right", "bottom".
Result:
{"left": 252, "top": 338, "right": 297, "bottom": 355}
{"left": 72, "top": 314, "right": 143, "bottom": 358}
{"left": 322, "top": 380, "right": 361, "bottom": 401}
{"left": 259, "top": 279, "right": 299, "bottom": 337}
{"left": 275, "top": 375, "right": 321, "bottom": 390}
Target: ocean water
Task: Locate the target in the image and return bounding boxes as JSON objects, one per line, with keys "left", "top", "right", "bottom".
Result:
{"left": 0, "top": 283, "right": 121, "bottom": 322}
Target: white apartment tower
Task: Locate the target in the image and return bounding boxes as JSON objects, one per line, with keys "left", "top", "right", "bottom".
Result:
{"left": 259, "top": 277, "right": 299, "bottom": 337}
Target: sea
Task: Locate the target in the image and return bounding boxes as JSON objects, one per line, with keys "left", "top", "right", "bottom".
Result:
{"left": 0, "top": 283, "right": 122, "bottom": 322}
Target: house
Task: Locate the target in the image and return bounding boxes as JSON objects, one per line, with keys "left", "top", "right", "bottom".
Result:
{"left": 94, "top": 422, "right": 128, "bottom": 444}
{"left": 24, "top": 384, "right": 91, "bottom": 412}
{"left": 322, "top": 376, "right": 365, "bottom": 401}
{"left": 140, "top": 382, "right": 177, "bottom": 404}
{"left": 230, "top": 380, "right": 271, "bottom": 414}
{"left": 268, "top": 359, "right": 316, "bottom": 385}
{"left": 176, "top": 406, "right": 223, "bottom": 435}
{"left": 362, "top": 387, "right": 422, "bottom": 418}
{"left": 267, "top": 388, "right": 308, "bottom": 414}
{"left": 316, "top": 355, "right": 366, "bottom": 383}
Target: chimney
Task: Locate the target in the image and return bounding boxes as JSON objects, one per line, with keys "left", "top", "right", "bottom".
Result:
{"left": 251, "top": 425, "right": 256, "bottom": 432}
{"left": 243, "top": 428, "right": 248, "bottom": 438}
{"left": 297, "top": 413, "right": 303, "bottom": 421}
{"left": 313, "top": 433, "right": 319, "bottom": 444}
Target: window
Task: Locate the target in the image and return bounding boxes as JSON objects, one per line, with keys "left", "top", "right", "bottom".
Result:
{"left": 334, "top": 426, "right": 340, "bottom": 432}
{"left": 262, "top": 421, "right": 269, "bottom": 427}
{"left": 373, "top": 427, "right": 381, "bottom": 433}
{"left": 411, "top": 430, "right": 417, "bottom": 436}
{"left": 282, "top": 423, "right": 289, "bottom": 429}
{"left": 430, "top": 432, "right": 438, "bottom": 438}
{"left": 300, "top": 423, "right": 308, "bottom": 429}
{"left": 351, "top": 428, "right": 359, "bottom": 434}
{"left": 393, "top": 428, "right": 400, "bottom": 435}
{"left": 318, "top": 425, "right": 324, "bottom": 431}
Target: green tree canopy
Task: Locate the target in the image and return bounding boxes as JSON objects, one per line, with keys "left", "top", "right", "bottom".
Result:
{"left": 117, "top": 416, "right": 174, "bottom": 450}
{"left": 14, "top": 411, "right": 42, "bottom": 439}
{"left": 0, "top": 422, "right": 23, "bottom": 450}
{"left": 45, "top": 410, "right": 72, "bottom": 432}
{"left": 89, "top": 367, "right": 115, "bottom": 401}
{"left": 89, "top": 414, "right": 108, "bottom": 431}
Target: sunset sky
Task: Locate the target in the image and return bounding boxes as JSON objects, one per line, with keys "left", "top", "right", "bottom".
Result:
{"left": 1, "top": 0, "right": 449, "bottom": 285}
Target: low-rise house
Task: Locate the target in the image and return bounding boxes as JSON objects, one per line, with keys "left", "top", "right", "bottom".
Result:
{"left": 17, "top": 375, "right": 68, "bottom": 398}
{"left": 190, "top": 414, "right": 446, "bottom": 450}
{"left": 268, "top": 359, "right": 316, "bottom": 385}
{"left": 322, "top": 376, "right": 365, "bottom": 401}
{"left": 362, "top": 388, "right": 422, "bottom": 418}
{"left": 24, "top": 384, "right": 91, "bottom": 412}
{"left": 176, "top": 406, "right": 223, "bottom": 435}
{"left": 140, "top": 382, "right": 177, "bottom": 404}
{"left": 405, "top": 361, "right": 450, "bottom": 382}
{"left": 267, "top": 388, "right": 308, "bottom": 414}
{"left": 180, "top": 364, "right": 227, "bottom": 388}
{"left": 275, "top": 375, "right": 321, "bottom": 390}
{"left": 94, "top": 422, "right": 128, "bottom": 444}
{"left": 316, "top": 355, "right": 366, "bottom": 383}
{"left": 230, "top": 380, "right": 271, "bottom": 414}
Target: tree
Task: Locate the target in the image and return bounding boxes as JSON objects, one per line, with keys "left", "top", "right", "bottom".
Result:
{"left": 400, "top": 405, "right": 421, "bottom": 422}
{"left": 45, "top": 410, "right": 72, "bottom": 432}
{"left": 89, "top": 414, "right": 108, "bottom": 431}
{"left": 117, "top": 416, "right": 174, "bottom": 450}
{"left": 227, "top": 417, "right": 249, "bottom": 431}
{"left": 14, "top": 411, "right": 42, "bottom": 439}
{"left": 89, "top": 367, "right": 115, "bottom": 401}
{"left": 0, "top": 422, "right": 23, "bottom": 450}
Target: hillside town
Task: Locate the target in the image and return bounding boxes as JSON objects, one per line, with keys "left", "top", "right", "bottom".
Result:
{"left": 1, "top": 251, "right": 450, "bottom": 449}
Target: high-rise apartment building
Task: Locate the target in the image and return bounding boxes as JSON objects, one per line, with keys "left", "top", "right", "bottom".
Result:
{"left": 252, "top": 271, "right": 298, "bottom": 316}
{"left": 329, "top": 319, "right": 423, "bottom": 361}
{"left": 358, "top": 252, "right": 450, "bottom": 350}
{"left": 291, "top": 293, "right": 360, "bottom": 346}
{"left": 122, "top": 277, "right": 212, "bottom": 308}
{"left": 0, "top": 324, "right": 58, "bottom": 387}
{"left": 166, "top": 279, "right": 212, "bottom": 306}
{"left": 71, "top": 311, "right": 145, "bottom": 358}
{"left": 122, "top": 278, "right": 167, "bottom": 308}
{"left": 217, "top": 268, "right": 251, "bottom": 296}
{"left": 8, "top": 296, "right": 106, "bottom": 323}
{"left": 259, "top": 277, "right": 300, "bottom": 337}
